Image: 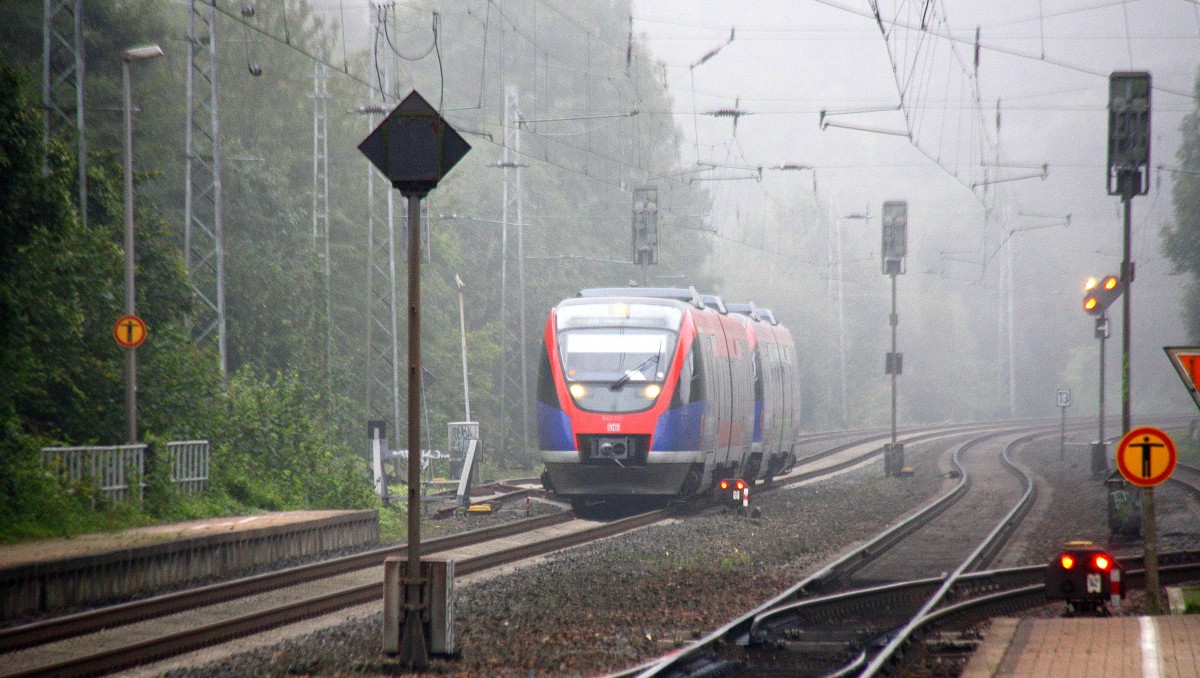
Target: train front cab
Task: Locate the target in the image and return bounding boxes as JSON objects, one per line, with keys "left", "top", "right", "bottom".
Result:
{"left": 537, "top": 296, "right": 707, "bottom": 505}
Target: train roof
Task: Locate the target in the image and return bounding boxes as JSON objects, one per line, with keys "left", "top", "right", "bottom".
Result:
{"left": 577, "top": 286, "right": 705, "bottom": 308}
{"left": 726, "top": 301, "right": 779, "bottom": 325}
{"left": 699, "top": 295, "right": 728, "bottom": 314}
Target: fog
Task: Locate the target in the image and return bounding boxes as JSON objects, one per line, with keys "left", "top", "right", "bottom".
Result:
{"left": 627, "top": 0, "right": 1199, "bottom": 423}
{"left": 304, "top": 0, "right": 1198, "bottom": 427}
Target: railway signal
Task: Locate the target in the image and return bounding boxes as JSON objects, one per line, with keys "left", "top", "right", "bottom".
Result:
{"left": 1082, "top": 275, "right": 1123, "bottom": 316}
{"left": 631, "top": 186, "right": 659, "bottom": 273}
{"left": 359, "top": 90, "right": 470, "bottom": 669}
{"left": 1045, "top": 541, "right": 1124, "bottom": 615}
{"left": 1106, "top": 71, "right": 1162, "bottom": 613}
{"left": 881, "top": 200, "right": 907, "bottom": 476}
{"left": 719, "top": 478, "right": 750, "bottom": 513}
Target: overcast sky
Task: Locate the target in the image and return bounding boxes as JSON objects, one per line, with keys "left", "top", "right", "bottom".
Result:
{"left": 315, "top": 0, "right": 1200, "bottom": 414}
{"left": 631, "top": 0, "right": 1197, "bottom": 257}
{"left": 627, "top": 0, "right": 1200, "bottom": 413}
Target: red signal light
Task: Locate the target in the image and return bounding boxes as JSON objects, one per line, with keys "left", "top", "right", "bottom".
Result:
{"left": 1060, "top": 554, "right": 1075, "bottom": 569}
{"left": 1093, "top": 554, "right": 1111, "bottom": 571}
{"left": 1102, "top": 276, "right": 1119, "bottom": 291}
{"left": 1083, "top": 297, "right": 1098, "bottom": 312}
{"left": 735, "top": 479, "right": 747, "bottom": 491}
{"left": 719, "top": 479, "right": 730, "bottom": 490}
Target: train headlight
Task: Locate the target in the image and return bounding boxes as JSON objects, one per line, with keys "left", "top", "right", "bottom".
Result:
{"left": 642, "top": 383, "right": 662, "bottom": 399}
{"left": 569, "top": 383, "right": 587, "bottom": 399}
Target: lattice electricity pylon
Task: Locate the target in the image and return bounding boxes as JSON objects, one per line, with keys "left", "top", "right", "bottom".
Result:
{"left": 42, "top": 0, "right": 87, "bottom": 227}
{"left": 311, "top": 61, "right": 332, "bottom": 375}
{"left": 363, "top": 0, "right": 402, "bottom": 441}
{"left": 185, "top": 0, "right": 227, "bottom": 375}
{"left": 497, "top": 85, "right": 531, "bottom": 468}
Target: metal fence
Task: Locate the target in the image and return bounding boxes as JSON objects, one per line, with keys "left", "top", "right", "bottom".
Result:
{"left": 168, "top": 440, "right": 210, "bottom": 493}
{"left": 39, "top": 440, "right": 211, "bottom": 505}
{"left": 40, "top": 444, "right": 145, "bottom": 505}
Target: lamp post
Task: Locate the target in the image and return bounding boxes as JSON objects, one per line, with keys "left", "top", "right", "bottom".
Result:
{"left": 122, "top": 43, "right": 163, "bottom": 444}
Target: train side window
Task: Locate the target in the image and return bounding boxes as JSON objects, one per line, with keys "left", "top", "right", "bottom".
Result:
{"left": 536, "top": 342, "right": 560, "bottom": 406}
{"left": 752, "top": 349, "right": 763, "bottom": 400}
{"left": 673, "top": 339, "right": 704, "bottom": 407}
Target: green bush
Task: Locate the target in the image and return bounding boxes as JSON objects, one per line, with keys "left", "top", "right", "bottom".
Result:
{"left": 0, "top": 414, "right": 150, "bottom": 542}
{"left": 206, "top": 369, "right": 376, "bottom": 512}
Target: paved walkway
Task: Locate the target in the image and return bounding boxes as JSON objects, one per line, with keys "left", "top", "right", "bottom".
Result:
{"left": 963, "top": 615, "right": 1200, "bottom": 677}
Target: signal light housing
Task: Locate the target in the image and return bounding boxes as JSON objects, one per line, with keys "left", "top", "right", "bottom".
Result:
{"left": 719, "top": 478, "right": 750, "bottom": 511}
{"left": 1082, "top": 275, "right": 1124, "bottom": 316}
{"left": 1045, "top": 541, "right": 1124, "bottom": 614}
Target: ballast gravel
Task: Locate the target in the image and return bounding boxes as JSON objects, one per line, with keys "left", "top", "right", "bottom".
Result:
{"left": 157, "top": 432, "right": 1200, "bottom": 678}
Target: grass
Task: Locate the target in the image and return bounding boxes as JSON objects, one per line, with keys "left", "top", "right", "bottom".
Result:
{"left": 1183, "top": 587, "right": 1200, "bottom": 614}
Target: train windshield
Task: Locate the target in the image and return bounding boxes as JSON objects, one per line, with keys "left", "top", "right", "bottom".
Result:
{"left": 555, "top": 303, "right": 681, "bottom": 413}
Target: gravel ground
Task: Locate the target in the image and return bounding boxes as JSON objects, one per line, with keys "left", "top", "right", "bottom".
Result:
{"left": 158, "top": 441, "right": 953, "bottom": 677}
{"left": 155, "top": 431, "right": 1200, "bottom": 678}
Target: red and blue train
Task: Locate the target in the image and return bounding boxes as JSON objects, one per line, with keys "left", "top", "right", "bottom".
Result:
{"left": 537, "top": 286, "right": 801, "bottom": 514}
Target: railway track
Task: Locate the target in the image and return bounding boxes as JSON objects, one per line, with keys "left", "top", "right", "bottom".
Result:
{"left": 629, "top": 421, "right": 1198, "bottom": 677}
{"left": 0, "top": 424, "right": 969, "bottom": 677}
{"left": 2, "top": 419, "right": 1187, "bottom": 676}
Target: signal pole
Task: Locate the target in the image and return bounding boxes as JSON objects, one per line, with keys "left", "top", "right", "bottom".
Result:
{"left": 881, "top": 201, "right": 907, "bottom": 476}
{"left": 1107, "top": 70, "right": 1158, "bottom": 612}
{"left": 43, "top": 0, "right": 87, "bottom": 227}
{"left": 186, "top": 0, "right": 228, "bottom": 376}
{"left": 1094, "top": 313, "right": 1109, "bottom": 475}
{"left": 497, "top": 85, "right": 530, "bottom": 469}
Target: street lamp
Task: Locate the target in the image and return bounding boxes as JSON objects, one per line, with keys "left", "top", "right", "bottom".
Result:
{"left": 122, "top": 43, "right": 163, "bottom": 444}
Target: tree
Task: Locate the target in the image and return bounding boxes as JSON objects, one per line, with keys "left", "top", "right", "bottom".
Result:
{"left": 1163, "top": 66, "right": 1200, "bottom": 342}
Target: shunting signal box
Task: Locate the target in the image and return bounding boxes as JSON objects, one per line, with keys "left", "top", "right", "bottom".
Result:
{"left": 718, "top": 478, "right": 750, "bottom": 513}
{"left": 1045, "top": 541, "right": 1124, "bottom": 615}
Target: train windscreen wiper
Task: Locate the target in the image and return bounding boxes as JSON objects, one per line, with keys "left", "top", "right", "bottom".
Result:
{"left": 610, "top": 354, "right": 660, "bottom": 390}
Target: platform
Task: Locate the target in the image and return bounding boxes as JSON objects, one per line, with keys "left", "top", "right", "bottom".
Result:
{"left": 962, "top": 615, "right": 1200, "bottom": 677}
{"left": 0, "top": 510, "right": 378, "bottom": 621}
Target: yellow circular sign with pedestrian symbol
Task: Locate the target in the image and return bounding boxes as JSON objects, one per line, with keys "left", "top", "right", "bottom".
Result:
{"left": 1115, "top": 426, "right": 1176, "bottom": 488}
{"left": 113, "top": 314, "right": 147, "bottom": 349}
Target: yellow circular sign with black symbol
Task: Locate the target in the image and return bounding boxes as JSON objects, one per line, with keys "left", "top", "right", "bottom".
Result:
{"left": 113, "top": 314, "right": 147, "bottom": 349}
{"left": 1116, "top": 426, "right": 1176, "bottom": 487}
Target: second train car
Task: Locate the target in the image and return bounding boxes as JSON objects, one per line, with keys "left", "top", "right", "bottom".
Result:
{"left": 537, "top": 286, "right": 800, "bottom": 514}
